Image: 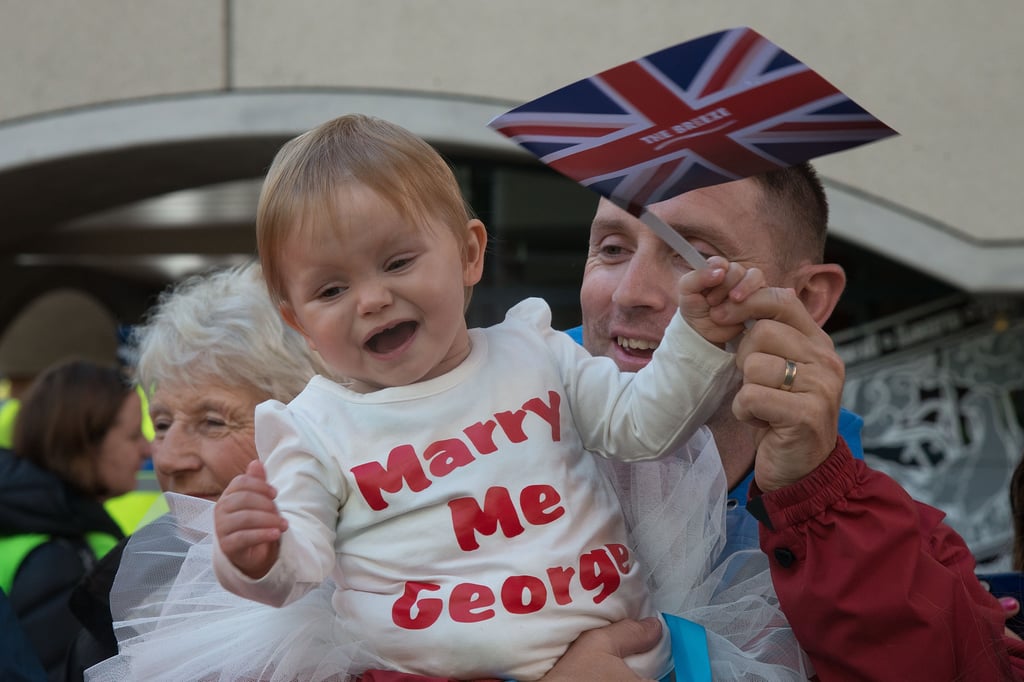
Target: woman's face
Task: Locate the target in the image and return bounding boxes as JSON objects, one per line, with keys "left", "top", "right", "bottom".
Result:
{"left": 148, "top": 380, "right": 264, "bottom": 501}
{"left": 95, "top": 391, "right": 151, "bottom": 498}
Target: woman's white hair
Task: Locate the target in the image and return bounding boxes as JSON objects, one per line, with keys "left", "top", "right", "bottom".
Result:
{"left": 129, "top": 261, "right": 329, "bottom": 403}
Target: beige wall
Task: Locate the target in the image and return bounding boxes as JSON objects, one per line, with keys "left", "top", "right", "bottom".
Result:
{"left": 0, "top": 1, "right": 224, "bottom": 119}
{"left": 1, "top": 0, "right": 1021, "bottom": 268}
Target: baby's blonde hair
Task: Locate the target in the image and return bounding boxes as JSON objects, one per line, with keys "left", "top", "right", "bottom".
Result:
{"left": 257, "top": 114, "right": 474, "bottom": 308}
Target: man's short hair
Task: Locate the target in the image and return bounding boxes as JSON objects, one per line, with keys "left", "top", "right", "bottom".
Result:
{"left": 752, "top": 162, "right": 829, "bottom": 266}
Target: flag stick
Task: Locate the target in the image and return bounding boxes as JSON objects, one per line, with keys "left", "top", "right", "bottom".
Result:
{"left": 609, "top": 196, "right": 707, "bottom": 269}
{"left": 632, "top": 201, "right": 754, "bottom": 332}
{"left": 637, "top": 209, "right": 707, "bottom": 271}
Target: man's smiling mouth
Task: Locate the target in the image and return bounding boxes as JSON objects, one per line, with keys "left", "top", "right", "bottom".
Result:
{"left": 617, "top": 336, "right": 659, "bottom": 352}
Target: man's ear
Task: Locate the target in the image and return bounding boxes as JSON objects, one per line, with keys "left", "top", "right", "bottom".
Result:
{"left": 792, "top": 262, "right": 846, "bottom": 327}
{"left": 279, "top": 304, "right": 317, "bottom": 352}
{"left": 463, "top": 219, "right": 488, "bottom": 286}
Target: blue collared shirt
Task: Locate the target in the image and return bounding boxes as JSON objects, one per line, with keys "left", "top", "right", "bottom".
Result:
{"left": 723, "top": 409, "right": 863, "bottom": 557}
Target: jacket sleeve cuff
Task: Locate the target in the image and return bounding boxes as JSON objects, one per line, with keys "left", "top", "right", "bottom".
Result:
{"left": 747, "top": 436, "right": 858, "bottom": 531}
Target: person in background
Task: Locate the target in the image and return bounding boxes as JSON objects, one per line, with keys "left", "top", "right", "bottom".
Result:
{"left": 0, "top": 288, "right": 159, "bottom": 536}
{"left": 541, "top": 163, "right": 1024, "bottom": 680}
{"left": 1012, "top": 454, "right": 1024, "bottom": 572}
{"left": 0, "top": 290, "right": 120, "bottom": 448}
{"left": 0, "top": 360, "right": 150, "bottom": 681}
{"left": 972, "top": 453, "right": 1024, "bottom": 639}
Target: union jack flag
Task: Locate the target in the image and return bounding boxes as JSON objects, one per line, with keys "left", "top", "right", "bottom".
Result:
{"left": 488, "top": 27, "right": 897, "bottom": 214}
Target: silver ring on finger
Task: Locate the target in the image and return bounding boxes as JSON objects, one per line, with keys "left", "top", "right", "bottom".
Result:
{"left": 779, "top": 359, "right": 797, "bottom": 392}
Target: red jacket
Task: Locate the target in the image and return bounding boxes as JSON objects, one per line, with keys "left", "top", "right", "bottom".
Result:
{"left": 752, "top": 438, "right": 1024, "bottom": 681}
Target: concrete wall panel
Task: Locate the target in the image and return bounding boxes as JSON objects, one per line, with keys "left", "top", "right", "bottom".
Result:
{"left": 1, "top": 0, "right": 1021, "bottom": 255}
{"left": 0, "top": 0, "right": 224, "bottom": 120}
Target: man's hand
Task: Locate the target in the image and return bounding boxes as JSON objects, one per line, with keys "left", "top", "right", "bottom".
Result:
{"left": 538, "top": 617, "right": 663, "bottom": 682}
{"left": 213, "top": 459, "right": 287, "bottom": 579}
{"left": 715, "top": 286, "right": 844, "bottom": 491}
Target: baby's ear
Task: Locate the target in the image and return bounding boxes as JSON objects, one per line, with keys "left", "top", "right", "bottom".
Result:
{"left": 279, "top": 304, "right": 315, "bottom": 350}
{"left": 278, "top": 303, "right": 300, "bottom": 332}
{"left": 462, "top": 219, "right": 488, "bottom": 286}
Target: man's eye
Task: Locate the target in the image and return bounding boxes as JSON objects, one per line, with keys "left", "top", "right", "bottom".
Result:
{"left": 673, "top": 251, "right": 704, "bottom": 267}
{"left": 599, "top": 244, "right": 628, "bottom": 258}
{"left": 683, "top": 252, "right": 718, "bottom": 270}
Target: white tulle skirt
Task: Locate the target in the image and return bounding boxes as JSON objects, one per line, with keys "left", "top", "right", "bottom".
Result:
{"left": 604, "top": 427, "right": 813, "bottom": 680}
{"left": 87, "top": 427, "right": 810, "bottom": 681}
{"left": 85, "top": 496, "right": 379, "bottom": 682}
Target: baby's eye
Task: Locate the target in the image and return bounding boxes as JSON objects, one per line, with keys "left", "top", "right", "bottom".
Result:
{"left": 385, "top": 256, "right": 414, "bottom": 272}
{"left": 318, "top": 285, "right": 346, "bottom": 299}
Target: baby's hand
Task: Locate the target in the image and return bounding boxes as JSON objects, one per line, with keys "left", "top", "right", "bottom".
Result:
{"left": 678, "top": 256, "right": 765, "bottom": 346}
{"left": 213, "top": 459, "right": 287, "bottom": 579}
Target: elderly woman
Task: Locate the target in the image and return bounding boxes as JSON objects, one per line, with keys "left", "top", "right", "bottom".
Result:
{"left": 75, "top": 262, "right": 338, "bottom": 681}
{"left": 134, "top": 263, "right": 328, "bottom": 501}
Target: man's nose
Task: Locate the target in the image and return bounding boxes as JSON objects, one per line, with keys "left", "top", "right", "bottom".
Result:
{"left": 611, "top": 253, "right": 673, "bottom": 310}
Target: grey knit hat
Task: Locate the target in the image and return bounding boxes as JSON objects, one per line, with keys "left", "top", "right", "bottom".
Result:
{"left": 0, "top": 289, "right": 119, "bottom": 378}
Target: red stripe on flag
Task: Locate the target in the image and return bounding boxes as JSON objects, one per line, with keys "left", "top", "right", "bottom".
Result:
{"left": 700, "top": 30, "right": 762, "bottom": 97}
{"left": 634, "top": 160, "right": 680, "bottom": 206}
{"left": 550, "top": 68, "right": 838, "bottom": 182}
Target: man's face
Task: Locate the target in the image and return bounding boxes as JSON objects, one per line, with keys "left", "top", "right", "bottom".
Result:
{"left": 581, "top": 178, "right": 785, "bottom": 371}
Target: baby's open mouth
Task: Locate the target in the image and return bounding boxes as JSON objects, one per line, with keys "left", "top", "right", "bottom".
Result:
{"left": 366, "top": 321, "right": 418, "bottom": 354}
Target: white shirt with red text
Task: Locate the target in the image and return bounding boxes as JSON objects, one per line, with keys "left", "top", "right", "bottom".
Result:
{"left": 214, "top": 297, "right": 736, "bottom": 681}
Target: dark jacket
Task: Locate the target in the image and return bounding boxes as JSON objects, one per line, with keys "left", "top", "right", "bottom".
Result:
{"left": 64, "top": 508, "right": 197, "bottom": 680}
{"left": 0, "top": 449, "right": 123, "bottom": 681}
{"left": 62, "top": 538, "right": 126, "bottom": 681}
{"left": 0, "top": 587, "right": 47, "bottom": 681}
